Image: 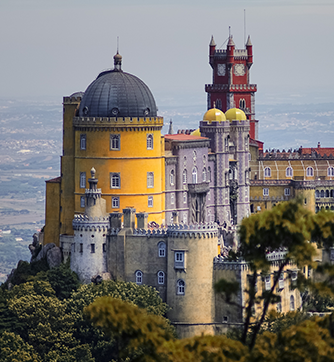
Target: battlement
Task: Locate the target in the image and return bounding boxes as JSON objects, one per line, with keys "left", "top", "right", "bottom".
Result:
{"left": 73, "top": 116, "right": 164, "bottom": 128}
{"left": 63, "top": 96, "right": 82, "bottom": 103}
{"left": 73, "top": 214, "right": 109, "bottom": 231}
{"left": 85, "top": 188, "right": 102, "bottom": 199}
{"left": 261, "top": 148, "right": 334, "bottom": 160}
{"left": 266, "top": 250, "right": 288, "bottom": 261}
{"left": 214, "top": 257, "right": 249, "bottom": 271}
{"left": 205, "top": 84, "right": 257, "bottom": 92}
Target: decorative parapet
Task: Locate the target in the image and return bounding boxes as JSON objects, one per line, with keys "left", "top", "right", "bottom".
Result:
{"left": 214, "top": 257, "right": 249, "bottom": 271}
{"left": 205, "top": 84, "right": 257, "bottom": 92}
{"left": 188, "top": 182, "right": 210, "bottom": 194}
{"left": 85, "top": 188, "right": 102, "bottom": 199}
{"left": 266, "top": 250, "right": 288, "bottom": 261}
{"left": 73, "top": 214, "right": 109, "bottom": 231}
{"left": 73, "top": 116, "right": 164, "bottom": 128}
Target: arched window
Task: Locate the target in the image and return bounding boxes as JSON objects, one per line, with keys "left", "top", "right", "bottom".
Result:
{"left": 80, "top": 172, "right": 86, "bottom": 188}
{"left": 192, "top": 167, "right": 197, "bottom": 183}
{"left": 171, "top": 193, "right": 175, "bottom": 205}
{"left": 146, "top": 134, "right": 153, "bottom": 150}
{"left": 183, "top": 191, "right": 187, "bottom": 204}
{"left": 111, "top": 173, "right": 120, "bottom": 188}
{"left": 177, "top": 279, "right": 185, "bottom": 295}
{"left": 170, "top": 170, "right": 175, "bottom": 186}
{"left": 331, "top": 190, "right": 334, "bottom": 198}
{"left": 158, "top": 271, "right": 165, "bottom": 285}
{"left": 202, "top": 167, "right": 207, "bottom": 182}
{"left": 216, "top": 99, "right": 222, "bottom": 110}
{"left": 321, "top": 190, "right": 325, "bottom": 198}
{"left": 147, "top": 172, "right": 154, "bottom": 188}
{"left": 207, "top": 167, "right": 211, "bottom": 182}
{"left": 158, "top": 241, "right": 166, "bottom": 257}
{"left": 326, "top": 190, "right": 330, "bottom": 198}
{"left": 182, "top": 169, "right": 187, "bottom": 184}
{"left": 315, "top": 190, "right": 320, "bottom": 198}
{"left": 328, "top": 167, "right": 334, "bottom": 177}
{"left": 290, "top": 295, "right": 295, "bottom": 311}
{"left": 306, "top": 167, "right": 314, "bottom": 177}
{"left": 239, "top": 98, "right": 246, "bottom": 109}
{"left": 110, "top": 134, "right": 120, "bottom": 150}
{"left": 286, "top": 167, "right": 293, "bottom": 178}
{"left": 264, "top": 167, "right": 271, "bottom": 177}
{"left": 316, "top": 206, "right": 320, "bottom": 213}
{"left": 135, "top": 270, "right": 143, "bottom": 285}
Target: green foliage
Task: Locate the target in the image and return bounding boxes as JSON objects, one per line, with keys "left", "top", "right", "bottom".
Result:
{"left": 6, "top": 259, "right": 49, "bottom": 287}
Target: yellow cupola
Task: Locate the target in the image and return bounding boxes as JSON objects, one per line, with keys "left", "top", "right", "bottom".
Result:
{"left": 190, "top": 128, "right": 201, "bottom": 137}
{"left": 203, "top": 107, "right": 226, "bottom": 123}
{"left": 225, "top": 108, "right": 247, "bottom": 121}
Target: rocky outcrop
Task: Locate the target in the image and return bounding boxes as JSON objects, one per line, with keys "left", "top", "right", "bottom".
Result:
{"left": 29, "top": 233, "right": 62, "bottom": 269}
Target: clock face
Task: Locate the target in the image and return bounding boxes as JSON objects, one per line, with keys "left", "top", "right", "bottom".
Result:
{"left": 234, "top": 64, "right": 245, "bottom": 76}
{"left": 217, "top": 64, "right": 226, "bottom": 76}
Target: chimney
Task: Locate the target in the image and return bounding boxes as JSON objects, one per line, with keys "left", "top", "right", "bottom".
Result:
{"left": 123, "top": 208, "right": 136, "bottom": 229}
{"left": 136, "top": 212, "right": 148, "bottom": 229}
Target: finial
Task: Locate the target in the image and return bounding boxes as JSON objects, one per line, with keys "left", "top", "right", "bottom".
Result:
{"left": 213, "top": 101, "right": 216, "bottom": 108}
{"left": 90, "top": 167, "right": 96, "bottom": 179}
{"left": 117, "top": 36, "right": 119, "bottom": 53}
{"left": 210, "top": 35, "right": 216, "bottom": 46}
{"left": 114, "top": 37, "right": 122, "bottom": 71}
{"left": 246, "top": 35, "right": 252, "bottom": 46}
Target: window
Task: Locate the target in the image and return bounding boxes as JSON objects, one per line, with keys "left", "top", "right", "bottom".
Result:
{"left": 91, "top": 244, "right": 95, "bottom": 253}
{"left": 239, "top": 98, "right": 246, "bottom": 109}
{"left": 277, "top": 302, "right": 282, "bottom": 313}
{"left": 202, "top": 167, "right": 207, "bottom": 182}
{"left": 177, "top": 279, "right": 185, "bottom": 295}
{"left": 326, "top": 190, "right": 330, "bottom": 198}
{"left": 110, "top": 134, "right": 120, "bottom": 150}
{"left": 112, "top": 197, "right": 119, "bottom": 208}
{"left": 315, "top": 190, "right": 320, "bottom": 198}
{"left": 328, "top": 167, "right": 334, "bottom": 177}
{"left": 290, "top": 295, "right": 295, "bottom": 311}
{"left": 216, "top": 99, "right": 222, "bottom": 110}
{"left": 171, "top": 193, "right": 175, "bottom": 205}
{"left": 192, "top": 167, "right": 197, "bottom": 183}
{"left": 321, "top": 190, "right": 325, "bottom": 198}
{"left": 264, "top": 167, "right": 271, "bottom": 177}
{"left": 248, "top": 153, "right": 251, "bottom": 161}
{"left": 170, "top": 170, "right": 175, "bottom": 186}
{"left": 135, "top": 270, "right": 143, "bottom": 284}
{"left": 263, "top": 188, "right": 269, "bottom": 197}
{"left": 284, "top": 188, "right": 290, "bottom": 196}
{"left": 158, "top": 242, "right": 166, "bottom": 257}
{"left": 279, "top": 273, "right": 284, "bottom": 289}
{"left": 182, "top": 169, "right": 187, "bottom": 184}
{"left": 80, "top": 196, "right": 85, "bottom": 208}
{"left": 175, "top": 251, "right": 185, "bottom": 269}
{"left": 158, "top": 271, "right": 165, "bottom": 285}
{"left": 147, "top": 172, "right": 154, "bottom": 188}
{"left": 148, "top": 196, "right": 153, "bottom": 208}
{"left": 111, "top": 173, "right": 120, "bottom": 188}
{"left": 80, "top": 134, "right": 86, "bottom": 150}
{"left": 306, "top": 167, "right": 314, "bottom": 177}
{"left": 183, "top": 213, "right": 187, "bottom": 224}
{"left": 183, "top": 192, "right": 187, "bottom": 204}
{"left": 207, "top": 167, "right": 211, "bottom": 182}
{"left": 80, "top": 243, "right": 83, "bottom": 253}
{"left": 147, "top": 134, "right": 153, "bottom": 149}
{"left": 80, "top": 172, "right": 86, "bottom": 188}
{"left": 265, "top": 275, "right": 271, "bottom": 291}
{"left": 286, "top": 167, "right": 293, "bottom": 177}
{"left": 225, "top": 137, "right": 228, "bottom": 151}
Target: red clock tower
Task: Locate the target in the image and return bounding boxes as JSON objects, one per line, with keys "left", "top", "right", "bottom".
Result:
{"left": 205, "top": 35, "right": 258, "bottom": 140}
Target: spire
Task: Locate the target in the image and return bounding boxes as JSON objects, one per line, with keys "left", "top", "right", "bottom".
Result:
{"left": 168, "top": 120, "right": 174, "bottom": 135}
{"left": 210, "top": 35, "right": 216, "bottom": 46}
{"left": 227, "top": 35, "right": 235, "bottom": 46}
{"left": 246, "top": 35, "right": 252, "bottom": 46}
{"left": 113, "top": 51, "right": 122, "bottom": 71}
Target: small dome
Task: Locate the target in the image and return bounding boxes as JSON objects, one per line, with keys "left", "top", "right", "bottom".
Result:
{"left": 191, "top": 129, "right": 201, "bottom": 137}
{"left": 203, "top": 108, "right": 226, "bottom": 123}
{"left": 225, "top": 108, "right": 246, "bottom": 121}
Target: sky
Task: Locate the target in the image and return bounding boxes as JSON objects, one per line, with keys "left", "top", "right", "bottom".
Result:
{"left": 1, "top": 0, "right": 334, "bottom": 108}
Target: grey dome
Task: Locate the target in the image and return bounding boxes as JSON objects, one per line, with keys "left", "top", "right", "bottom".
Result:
{"left": 78, "top": 69, "right": 157, "bottom": 118}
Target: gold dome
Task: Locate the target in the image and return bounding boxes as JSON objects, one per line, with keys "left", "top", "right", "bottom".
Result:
{"left": 191, "top": 128, "right": 201, "bottom": 137}
{"left": 203, "top": 108, "right": 226, "bottom": 123}
{"left": 225, "top": 108, "right": 247, "bottom": 121}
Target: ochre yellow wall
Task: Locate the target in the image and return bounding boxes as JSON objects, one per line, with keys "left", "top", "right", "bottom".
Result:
{"left": 44, "top": 180, "right": 61, "bottom": 246}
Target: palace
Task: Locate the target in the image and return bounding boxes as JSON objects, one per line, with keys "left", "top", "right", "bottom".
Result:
{"left": 42, "top": 34, "right": 329, "bottom": 337}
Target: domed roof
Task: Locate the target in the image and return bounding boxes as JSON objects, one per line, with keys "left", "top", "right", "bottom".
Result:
{"left": 225, "top": 108, "right": 246, "bottom": 121}
{"left": 203, "top": 107, "right": 226, "bottom": 123}
{"left": 190, "top": 128, "right": 201, "bottom": 137}
{"left": 78, "top": 53, "right": 157, "bottom": 118}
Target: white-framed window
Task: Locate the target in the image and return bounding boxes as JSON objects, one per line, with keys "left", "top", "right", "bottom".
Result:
{"left": 306, "top": 167, "right": 314, "bottom": 177}
{"left": 264, "top": 167, "right": 271, "bottom": 177}
{"left": 183, "top": 213, "right": 187, "bottom": 224}
{"left": 183, "top": 191, "right": 187, "bottom": 204}
{"left": 284, "top": 188, "right": 290, "bottom": 196}
{"left": 80, "top": 196, "right": 85, "bottom": 208}
{"left": 192, "top": 167, "right": 197, "bottom": 183}
{"left": 147, "top": 134, "right": 153, "bottom": 150}
{"left": 177, "top": 279, "right": 185, "bottom": 295}
{"left": 170, "top": 170, "right": 175, "bottom": 186}
{"left": 171, "top": 193, "right": 175, "bottom": 205}
{"left": 291, "top": 271, "right": 298, "bottom": 281}
{"left": 80, "top": 172, "right": 86, "bottom": 188}
{"left": 263, "top": 188, "right": 269, "bottom": 196}
{"left": 148, "top": 196, "right": 153, "bottom": 208}
{"left": 202, "top": 167, "right": 207, "bottom": 182}
{"left": 182, "top": 169, "right": 187, "bottom": 184}
{"left": 135, "top": 270, "right": 143, "bottom": 285}
{"left": 158, "top": 271, "right": 165, "bottom": 285}
{"left": 80, "top": 134, "right": 86, "bottom": 150}
{"left": 110, "top": 134, "right": 120, "bottom": 150}
{"left": 328, "top": 167, "right": 334, "bottom": 177}
{"left": 158, "top": 241, "right": 166, "bottom": 257}
{"left": 112, "top": 196, "right": 119, "bottom": 208}
{"left": 192, "top": 150, "right": 197, "bottom": 162}
{"left": 248, "top": 153, "right": 251, "bottom": 161}
{"left": 290, "top": 295, "right": 295, "bottom": 311}
{"left": 147, "top": 172, "right": 154, "bottom": 188}
{"left": 265, "top": 275, "right": 271, "bottom": 291}
{"left": 286, "top": 167, "right": 293, "bottom": 177}
{"left": 207, "top": 167, "right": 211, "bottom": 182}
{"left": 110, "top": 173, "right": 120, "bottom": 188}
{"left": 174, "top": 251, "right": 185, "bottom": 269}
{"left": 279, "top": 273, "right": 284, "bottom": 289}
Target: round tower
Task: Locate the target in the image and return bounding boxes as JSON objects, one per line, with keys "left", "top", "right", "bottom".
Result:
{"left": 71, "top": 168, "right": 110, "bottom": 283}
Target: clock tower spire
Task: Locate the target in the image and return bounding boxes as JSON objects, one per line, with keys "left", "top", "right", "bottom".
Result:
{"left": 205, "top": 33, "right": 258, "bottom": 140}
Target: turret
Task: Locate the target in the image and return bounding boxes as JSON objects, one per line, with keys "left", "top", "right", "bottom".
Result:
{"left": 226, "top": 35, "right": 235, "bottom": 65}
{"left": 209, "top": 35, "right": 216, "bottom": 57}
{"left": 246, "top": 35, "right": 253, "bottom": 67}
